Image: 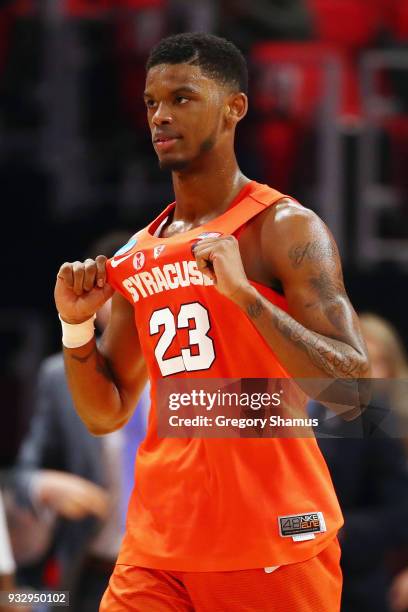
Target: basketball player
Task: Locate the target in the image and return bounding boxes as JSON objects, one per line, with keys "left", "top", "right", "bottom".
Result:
{"left": 55, "top": 34, "right": 370, "bottom": 611}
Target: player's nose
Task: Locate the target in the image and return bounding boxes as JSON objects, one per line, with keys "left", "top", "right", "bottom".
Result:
{"left": 152, "top": 103, "right": 173, "bottom": 126}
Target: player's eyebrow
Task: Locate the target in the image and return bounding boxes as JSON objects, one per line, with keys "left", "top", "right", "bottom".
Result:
{"left": 144, "top": 85, "right": 200, "bottom": 99}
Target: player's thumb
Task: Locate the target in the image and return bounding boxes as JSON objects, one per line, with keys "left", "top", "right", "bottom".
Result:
{"left": 102, "top": 282, "right": 115, "bottom": 300}
{"left": 84, "top": 283, "right": 115, "bottom": 314}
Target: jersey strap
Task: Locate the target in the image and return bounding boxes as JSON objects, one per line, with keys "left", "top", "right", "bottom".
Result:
{"left": 214, "top": 183, "right": 286, "bottom": 236}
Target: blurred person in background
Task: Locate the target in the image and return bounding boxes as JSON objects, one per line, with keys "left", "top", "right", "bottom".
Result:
{"left": 360, "top": 313, "right": 408, "bottom": 379}
{"left": 0, "top": 0, "right": 42, "bottom": 135}
{"left": 357, "top": 315, "right": 408, "bottom": 612}
{"left": 169, "top": 0, "right": 217, "bottom": 35}
{"left": 360, "top": 313, "right": 408, "bottom": 440}
{"left": 6, "top": 233, "right": 150, "bottom": 612}
{"left": 309, "top": 312, "right": 408, "bottom": 612}
{"left": 217, "top": 0, "right": 314, "bottom": 54}
{"left": 0, "top": 490, "right": 30, "bottom": 612}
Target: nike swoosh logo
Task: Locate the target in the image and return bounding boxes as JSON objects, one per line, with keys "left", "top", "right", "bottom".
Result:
{"left": 111, "top": 253, "right": 134, "bottom": 268}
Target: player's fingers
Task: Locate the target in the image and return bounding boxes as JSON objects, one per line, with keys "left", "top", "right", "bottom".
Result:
{"left": 194, "top": 248, "right": 216, "bottom": 281}
{"left": 195, "top": 253, "right": 211, "bottom": 271}
{"left": 193, "top": 236, "right": 234, "bottom": 251}
{"left": 83, "top": 259, "right": 97, "bottom": 292}
{"left": 57, "top": 262, "right": 74, "bottom": 288}
{"left": 95, "top": 255, "right": 108, "bottom": 288}
{"left": 202, "top": 268, "right": 216, "bottom": 282}
{"left": 194, "top": 246, "right": 215, "bottom": 267}
{"left": 193, "top": 239, "right": 228, "bottom": 258}
{"left": 191, "top": 239, "right": 217, "bottom": 256}
{"left": 193, "top": 236, "right": 224, "bottom": 246}
{"left": 72, "top": 261, "right": 85, "bottom": 296}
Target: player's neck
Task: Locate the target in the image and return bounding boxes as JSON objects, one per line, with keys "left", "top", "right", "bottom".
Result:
{"left": 171, "top": 153, "right": 250, "bottom": 225}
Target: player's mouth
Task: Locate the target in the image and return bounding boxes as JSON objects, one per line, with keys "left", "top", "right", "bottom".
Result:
{"left": 153, "top": 134, "right": 181, "bottom": 153}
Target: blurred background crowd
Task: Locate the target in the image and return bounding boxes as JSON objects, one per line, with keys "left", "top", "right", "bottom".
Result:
{"left": 1, "top": 0, "right": 408, "bottom": 610}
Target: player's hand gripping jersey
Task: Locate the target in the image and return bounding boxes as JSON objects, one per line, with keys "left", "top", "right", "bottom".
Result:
{"left": 107, "top": 181, "right": 343, "bottom": 571}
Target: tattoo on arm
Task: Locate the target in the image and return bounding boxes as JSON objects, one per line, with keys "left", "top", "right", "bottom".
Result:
{"left": 247, "top": 298, "right": 265, "bottom": 319}
{"left": 309, "top": 271, "right": 348, "bottom": 334}
{"left": 69, "top": 345, "right": 114, "bottom": 383}
{"left": 288, "top": 240, "right": 336, "bottom": 269}
{"left": 245, "top": 294, "right": 368, "bottom": 378}
{"left": 271, "top": 309, "right": 368, "bottom": 378}
{"left": 244, "top": 233, "right": 367, "bottom": 377}
{"left": 290, "top": 238, "right": 351, "bottom": 337}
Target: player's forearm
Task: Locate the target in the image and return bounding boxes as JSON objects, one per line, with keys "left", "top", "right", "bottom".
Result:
{"left": 63, "top": 339, "right": 130, "bottom": 435}
{"left": 233, "top": 285, "right": 369, "bottom": 379}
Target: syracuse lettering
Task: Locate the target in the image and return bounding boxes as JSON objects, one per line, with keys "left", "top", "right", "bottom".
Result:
{"left": 122, "top": 260, "right": 214, "bottom": 302}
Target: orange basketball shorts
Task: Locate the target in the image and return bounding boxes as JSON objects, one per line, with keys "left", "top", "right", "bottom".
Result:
{"left": 100, "top": 537, "right": 341, "bottom": 612}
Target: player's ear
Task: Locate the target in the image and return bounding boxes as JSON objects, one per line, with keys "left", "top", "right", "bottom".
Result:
{"left": 225, "top": 92, "right": 248, "bottom": 127}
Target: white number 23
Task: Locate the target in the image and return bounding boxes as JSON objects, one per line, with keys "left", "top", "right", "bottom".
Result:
{"left": 149, "top": 302, "right": 215, "bottom": 376}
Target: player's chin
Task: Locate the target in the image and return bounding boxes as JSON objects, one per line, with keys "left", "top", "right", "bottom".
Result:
{"left": 158, "top": 155, "right": 190, "bottom": 172}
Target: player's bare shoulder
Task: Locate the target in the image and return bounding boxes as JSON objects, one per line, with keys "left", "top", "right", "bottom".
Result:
{"left": 262, "top": 197, "right": 328, "bottom": 244}
{"left": 238, "top": 197, "right": 329, "bottom": 287}
{"left": 256, "top": 197, "right": 341, "bottom": 278}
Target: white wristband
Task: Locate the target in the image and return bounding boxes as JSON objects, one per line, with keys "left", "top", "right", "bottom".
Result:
{"left": 59, "top": 314, "right": 96, "bottom": 349}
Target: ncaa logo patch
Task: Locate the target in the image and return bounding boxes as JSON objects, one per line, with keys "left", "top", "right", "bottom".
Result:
{"left": 133, "top": 251, "right": 146, "bottom": 271}
{"left": 111, "top": 237, "right": 138, "bottom": 269}
{"left": 153, "top": 245, "right": 166, "bottom": 259}
{"left": 114, "top": 237, "right": 137, "bottom": 256}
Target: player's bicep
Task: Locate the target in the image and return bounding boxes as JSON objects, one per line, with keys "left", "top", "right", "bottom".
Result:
{"left": 284, "top": 266, "right": 358, "bottom": 345}
{"left": 99, "top": 292, "right": 147, "bottom": 410}
{"left": 269, "top": 208, "right": 365, "bottom": 351}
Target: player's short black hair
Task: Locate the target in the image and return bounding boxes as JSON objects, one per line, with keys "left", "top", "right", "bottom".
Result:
{"left": 146, "top": 33, "right": 248, "bottom": 94}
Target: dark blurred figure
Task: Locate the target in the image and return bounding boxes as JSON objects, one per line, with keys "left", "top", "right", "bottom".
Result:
{"left": 377, "top": 0, "right": 408, "bottom": 112}
{"left": 361, "top": 314, "right": 408, "bottom": 612}
{"left": 310, "top": 313, "right": 408, "bottom": 612}
{"left": 371, "top": 1, "right": 408, "bottom": 238}
{"left": 215, "top": 0, "right": 315, "bottom": 192}
{"left": 168, "top": 0, "right": 216, "bottom": 35}
{"left": 218, "top": 0, "right": 314, "bottom": 54}
{"left": 0, "top": 0, "right": 43, "bottom": 133}
{"left": 5, "top": 233, "right": 149, "bottom": 612}
{"left": 0, "top": 490, "right": 31, "bottom": 612}
{"left": 360, "top": 313, "right": 408, "bottom": 442}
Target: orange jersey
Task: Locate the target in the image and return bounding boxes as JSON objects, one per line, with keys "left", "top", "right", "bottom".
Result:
{"left": 107, "top": 181, "right": 343, "bottom": 571}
